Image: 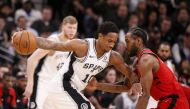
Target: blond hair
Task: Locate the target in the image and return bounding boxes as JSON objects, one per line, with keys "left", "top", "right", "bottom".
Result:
{"left": 62, "top": 16, "right": 78, "bottom": 24}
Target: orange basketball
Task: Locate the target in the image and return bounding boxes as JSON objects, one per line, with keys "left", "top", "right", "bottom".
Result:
{"left": 12, "top": 31, "right": 37, "bottom": 55}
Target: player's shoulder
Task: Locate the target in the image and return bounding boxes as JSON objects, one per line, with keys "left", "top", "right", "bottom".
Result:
{"left": 69, "top": 38, "right": 87, "bottom": 44}
{"left": 141, "top": 53, "right": 153, "bottom": 59}
{"left": 110, "top": 50, "right": 122, "bottom": 58}
{"left": 139, "top": 53, "right": 157, "bottom": 68}
{"left": 109, "top": 50, "right": 123, "bottom": 65}
{"left": 66, "top": 39, "right": 88, "bottom": 54}
{"left": 140, "top": 53, "right": 157, "bottom": 62}
{"left": 47, "top": 33, "right": 60, "bottom": 41}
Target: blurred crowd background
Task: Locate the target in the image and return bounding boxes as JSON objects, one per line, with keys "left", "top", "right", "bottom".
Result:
{"left": 0, "top": 0, "right": 190, "bottom": 109}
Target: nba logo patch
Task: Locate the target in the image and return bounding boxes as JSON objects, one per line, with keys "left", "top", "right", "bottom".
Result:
{"left": 29, "top": 101, "right": 37, "bottom": 109}
{"left": 81, "top": 103, "right": 88, "bottom": 109}
{"left": 102, "top": 56, "right": 108, "bottom": 63}
{"left": 103, "top": 56, "right": 107, "bottom": 60}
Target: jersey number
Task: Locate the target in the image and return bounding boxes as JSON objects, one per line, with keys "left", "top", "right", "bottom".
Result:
{"left": 57, "top": 62, "right": 64, "bottom": 71}
{"left": 82, "top": 74, "right": 94, "bottom": 83}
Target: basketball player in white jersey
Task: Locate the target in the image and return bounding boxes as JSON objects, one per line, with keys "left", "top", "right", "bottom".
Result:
{"left": 23, "top": 16, "right": 78, "bottom": 109}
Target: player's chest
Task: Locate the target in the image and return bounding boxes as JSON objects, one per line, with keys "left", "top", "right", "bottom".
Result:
{"left": 75, "top": 59, "right": 108, "bottom": 74}
{"left": 51, "top": 52, "right": 70, "bottom": 60}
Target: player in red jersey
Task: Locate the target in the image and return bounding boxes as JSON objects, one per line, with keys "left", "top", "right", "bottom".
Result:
{"left": 181, "top": 84, "right": 190, "bottom": 105}
{"left": 125, "top": 27, "right": 189, "bottom": 109}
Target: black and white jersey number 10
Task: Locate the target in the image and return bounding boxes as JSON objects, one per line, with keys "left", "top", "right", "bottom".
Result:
{"left": 82, "top": 74, "right": 94, "bottom": 83}
{"left": 57, "top": 62, "right": 64, "bottom": 71}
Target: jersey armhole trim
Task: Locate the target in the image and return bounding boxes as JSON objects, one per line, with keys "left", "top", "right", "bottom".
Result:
{"left": 141, "top": 52, "right": 161, "bottom": 75}
{"left": 74, "top": 39, "right": 90, "bottom": 63}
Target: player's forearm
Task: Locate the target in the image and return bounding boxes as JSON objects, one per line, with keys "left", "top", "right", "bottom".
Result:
{"left": 124, "top": 65, "right": 139, "bottom": 85}
{"left": 96, "top": 82, "right": 130, "bottom": 93}
{"left": 36, "top": 37, "right": 66, "bottom": 51}
{"left": 26, "top": 58, "right": 38, "bottom": 84}
{"left": 117, "top": 64, "right": 138, "bottom": 84}
{"left": 129, "top": 72, "right": 139, "bottom": 84}
{"left": 36, "top": 37, "right": 56, "bottom": 50}
{"left": 135, "top": 94, "right": 150, "bottom": 109}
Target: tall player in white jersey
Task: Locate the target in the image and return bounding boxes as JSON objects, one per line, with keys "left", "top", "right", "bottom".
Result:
{"left": 23, "top": 16, "right": 78, "bottom": 109}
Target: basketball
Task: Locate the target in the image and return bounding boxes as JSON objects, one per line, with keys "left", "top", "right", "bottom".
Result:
{"left": 12, "top": 30, "right": 37, "bottom": 55}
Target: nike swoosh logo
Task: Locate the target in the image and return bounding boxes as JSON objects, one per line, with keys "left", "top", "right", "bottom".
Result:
{"left": 89, "top": 56, "right": 96, "bottom": 58}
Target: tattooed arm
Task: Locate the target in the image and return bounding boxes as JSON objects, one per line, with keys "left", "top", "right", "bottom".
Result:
{"left": 135, "top": 54, "right": 155, "bottom": 109}
{"left": 86, "top": 78, "right": 130, "bottom": 93}
{"left": 86, "top": 78, "right": 141, "bottom": 93}
{"left": 109, "top": 51, "right": 139, "bottom": 84}
{"left": 36, "top": 37, "right": 83, "bottom": 52}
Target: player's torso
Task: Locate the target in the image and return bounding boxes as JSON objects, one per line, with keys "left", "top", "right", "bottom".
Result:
{"left": 47, "top": 51, "right": 72, "bottom": 93}
{"left": 71, "top": 38, "right": 111, "bottom": 90}
{"left": 136, "top": 49, "right": 183, "bottom": 100}
{"left": 150, "top": 59, "right": 183, "bottom": 100}
{"left": 38, "top": 34, "right": 71, "bottom": 83}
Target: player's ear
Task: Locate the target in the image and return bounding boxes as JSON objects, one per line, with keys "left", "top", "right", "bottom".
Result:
{"left": 98, "top": 33, "right": 104, "bottom": 38}
{"left": 136, "top": 37, "right": 142, "bottom": 45}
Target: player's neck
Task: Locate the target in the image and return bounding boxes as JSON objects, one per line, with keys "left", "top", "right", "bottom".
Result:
{"left": 137, "top": 46, "right": 147, "bottom": 57}
{"left": 59, "top": 33, "right": 69, "bottom": 41}
{"left": 95, "top": 40, "right": 105, "bottom": 58}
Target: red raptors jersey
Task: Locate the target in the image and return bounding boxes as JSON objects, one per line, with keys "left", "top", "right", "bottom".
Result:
{"left": 181, "top": 85, "right": 190, "bottom": 105}
{"left": 136, "top": 49, "right": 185, "bottom": 100}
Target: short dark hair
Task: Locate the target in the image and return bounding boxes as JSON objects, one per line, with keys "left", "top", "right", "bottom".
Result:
{"left": 42, "top": 5, "right": 52, "bottom": 11}
{"left": 98, "top": 21, "right": 119, "bottom": 35}
{"left": 128, "top": 27, "right": 148, "bottom": 46}
{"left": 158, "top": 41, "right": 171, "bottom": 50}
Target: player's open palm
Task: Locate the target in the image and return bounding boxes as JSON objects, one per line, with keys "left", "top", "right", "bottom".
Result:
{"left": 128, "top": 83, "right": 142, "bottom": 96}
{"left": 23, "top": 83, "right": 33, "bottom": 98}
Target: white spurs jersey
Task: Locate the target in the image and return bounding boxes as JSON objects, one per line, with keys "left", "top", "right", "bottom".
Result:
{"left": 64, "top": 38, "right": 112, "bottom": 91}
{"left": 37, "top": 33, "right": 71, "bottom": 83}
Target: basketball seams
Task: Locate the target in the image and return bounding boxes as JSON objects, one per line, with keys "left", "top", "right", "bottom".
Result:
{"left": 13, "top": 33, "right": 19, "bottom": 52}
{"left": 19, "top": 31, "right": 24, "bottom": 54}
{"left": 12, "top": 34, "right": 16, "bottom": 49}
{"left": 26, "top": 31, "right": 30, "bottom": 54}
{"left": 12, "top": 34, "right": 18, "bottom": 53}
{"left": 13, "top": 31, "right": 36, "bottom": 55}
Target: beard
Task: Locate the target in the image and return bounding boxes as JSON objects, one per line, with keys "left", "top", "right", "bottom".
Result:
{"left": 158, "top": 54, "right": 170, "bottom": 62}
{"left": 160, "top": 56, "right": 167, "bottom": 61}
{"left": 128, "top": 45, "right": 138, "bottom": 57}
